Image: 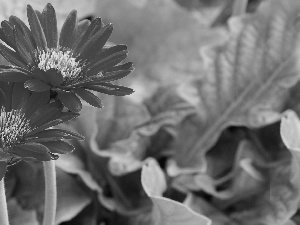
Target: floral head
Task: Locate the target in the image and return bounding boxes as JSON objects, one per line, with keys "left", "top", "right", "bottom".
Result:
{"left": 0, "top": 82, "right": 83, "bottom": 180}
{"left": 0, "top": 3, "right": 134, "bottom": 112}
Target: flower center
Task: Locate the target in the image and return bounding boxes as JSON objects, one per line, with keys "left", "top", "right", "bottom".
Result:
{"left": 0, "top": 107, "right": 31, "bottom": 149}
{"left": 36, "top": 48, "right": 84, "bottom": 85}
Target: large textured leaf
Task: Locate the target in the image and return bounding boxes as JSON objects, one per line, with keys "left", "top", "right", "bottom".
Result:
{"left": 186, "top": 134, "right": 300, "bottom": 225}
{"left": 174, "top": 0, "right": 300, "bottom": 169}
{"left": 141, "top": 158, "right": 211, "bottom": 225}
{"left": 280, "top": 110, "right": 300, "bottom": 151}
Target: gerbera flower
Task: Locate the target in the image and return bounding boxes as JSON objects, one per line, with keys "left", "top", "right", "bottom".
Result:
{"left": 0, "top": 82, "right": 83, "bottom": 180}
{"left": 0, "top": 3, "right": 134, "bottom": 112}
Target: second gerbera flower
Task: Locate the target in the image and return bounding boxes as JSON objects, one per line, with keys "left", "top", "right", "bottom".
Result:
{"left": 0, "top": 82, "right": 84, "bottom": 180}
{"left": 0, "top": 3, "right": 134, "bottom": 112}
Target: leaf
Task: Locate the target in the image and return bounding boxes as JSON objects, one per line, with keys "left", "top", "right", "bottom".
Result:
{"left": 280, "top": 110, "right": 300, "bottom": 151}
{"left": 8, "top": 199, "right": 39, "bottom": 225}
{"left": 12, "top": 161, "right": 91, "bottom": 224}
{"left": 173, "top": 0, "right": 300, "bottom": 170}
{"left": 141, "top": 158, "right": 211, "bottom": 225}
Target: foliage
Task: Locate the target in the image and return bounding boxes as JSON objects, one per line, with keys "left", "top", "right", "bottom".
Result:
{"left": 2, "top": 0, "right": 300, "bottom": 225}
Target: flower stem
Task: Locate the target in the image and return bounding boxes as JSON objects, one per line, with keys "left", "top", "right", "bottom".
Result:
{"left": 43, "top": 161, "right": 57, "bottom": 225}
{"left": 0, "top": 178, "right": 9, "bottom": 225}
{"left": 232, "top": 0, "right": 249, "bottom": 16}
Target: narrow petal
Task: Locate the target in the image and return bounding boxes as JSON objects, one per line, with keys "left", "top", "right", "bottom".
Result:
{"left": 0, "top": 28, "right": 14, "bottom": 49}
{"left": 57, "top": 92, "right": 82, "bottom": 112}
{"left": 46, "top": 69, "right": 63, "bottom": 86}
{"left": 0, "top": 82, "right": 13, "bottom": 111}
{"left": 27, "top": 5, "right": 47, "bottom": 49}
{"left": 28, "top": 119, "right": 64, "bottom": 136}
{"left": 85, "top": 83, "right": 134, "bottom": 96}
{"left": 74, "top": 88, "right": 103, "bottom": 108}
{"left": 9, "top": 15, "right": 37, "bottom": 51}
{"left": 14, "top": 28, "right": 35, "bottom": 65}
{"left": 88, "top": 45, "right": 127, "bottom": 66}
{"left": 24, "top": 79, "right": 51, "bottom": 92}
{"left": 0, "top": 69, "right": 31, "bottom": 82}
{"left": 12, "top": 82, "right": 30, "bottom": 110}
{"left": 1, "top": 21, "right": 17, "bottom": 49}
{"left": 29, "top": 102, "right": 60, "bottom": 127}
{"left": 27, "top": 128, "right": 84, "bottom": 140}
{"left": 24, "top": 90, "right": 50, "bottom": 116}
{"left": 0, "top": 43, "right": 29, "bottom": 68}
{"left": 75, "top": 19, "right": 90, "bottom": 44}
{"left": 42, "top": 3, "right": 58, "bottom": 48}
{"left": 86, "top": 50, "right": 128, "bottom": 76}
{"left": 41, "top": 141, "right": 74, "bottom": 154}
{"left": 0, "top": 161, "right": 7, "bottom": 181}
{"left": 105, "top": 62, "right": 134, "bottom": 72}
{"left": 28, "top": 112, "right": 79, "bottom": 135}
{"left": 59, "top": 10, "right": 78, "bottom": 49}
{"left": 73, "top": 17, "right": 103, "bottom": 54}
{"left": 97, "top": 70, "right": 133, "bottom": 82}
{"left": 78, "top": 24, "right": 113, "bottom": 61}
{"left": 32, "top": 68, "right": 50, "bottom": 84}
{"left": 11, "top": 143, "right": 51, "bottom": 161}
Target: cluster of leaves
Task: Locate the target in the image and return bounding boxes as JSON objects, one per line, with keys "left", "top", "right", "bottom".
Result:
{"left": 5, "top": 0, "right": 300, "bottom": 225}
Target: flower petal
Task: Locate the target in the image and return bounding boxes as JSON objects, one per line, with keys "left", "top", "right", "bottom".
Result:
{"left": 98, "top": 70, "right": 133, "bottom": 82}
{"left": 0, "top": 69, "right": 31, "bottom": 82}
{"left": 78, "top": 23, "right": 113, "bottom": 61}
{"left": 74, "top": 88, "right": 103, "bottom": 108}
{"left": 11, "top": 143, "right": 52, "bottom": 161}
{"left": 59, "top": 10, "right": 78, "bottom": 49}
{"left": 0, "top": 43, "right": 29, "bottom": 68}
{"left": 12, "top": 82, "right": 30, "bottom": 110}
{"left": 42, "top": 3, "right": 58, "bottom": 48}
{"left": 24, "top": 79, "right": 51, "bottom": 92}
{"left": 46, "top": 69, "right": 63, "bottom": 86}
{"left": 85, "top": 83, "right": 134, "bottom": 96}
{"left": 14, "top": 28, "right": 35, "bottom": 65}
{"left": 9, "top": 15, "right": 37, "bottom": 51}
{"left": 27, "top": 128, "right": 84, "bottom": 141}
{"left": 41, "top": 141, "right": 74, "bottom": 154}
{"left": 24, "top": 90, "right": 50, "bottom": 115}
{"left": 29, "top": 102, "right": 61, "bottom": 127}
{"left": 27, "top": 4, "right": 47, "bottom": 49}
{"left": 1, "top": 21, "right": 16, "bottom": 49}
{"left": 73, "top": 17, "right": 103, "bottom": 54}
{"left": 57, "top": 92, "right": 82, "bottom": 112}
{"left": 86, "top": 50, "right": 128, "bottom": 76}
{"left": 75, "top": 19, "right": 90, "bottom": 43}
{"left": 105, "top": 62, "right": 134, "bottom": 72}
{"left": 28, "top": 112, "right": 79, "bottom": 136}
{"left": 0, "top": 161, "right": 7, "bottom": 181}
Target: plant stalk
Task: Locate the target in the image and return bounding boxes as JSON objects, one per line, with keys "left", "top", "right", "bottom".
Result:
{"left": 232, "top": 0, "right": 249, "bottom": 16}
{"left": 42, "top": 160, "right": 57, "bottom": 225}
{"left": 0, "top": 178, "right": 9, "bottom": 225}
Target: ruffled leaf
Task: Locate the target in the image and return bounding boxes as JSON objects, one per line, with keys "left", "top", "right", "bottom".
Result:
{"left": 141, "top": 158, "right": 211, "bottom": 225}
{"left": 280, "top": 110, "right": 300, "bottom": 151}
{"left": 173, "top": 0, "right": 300, "bottom": 169}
